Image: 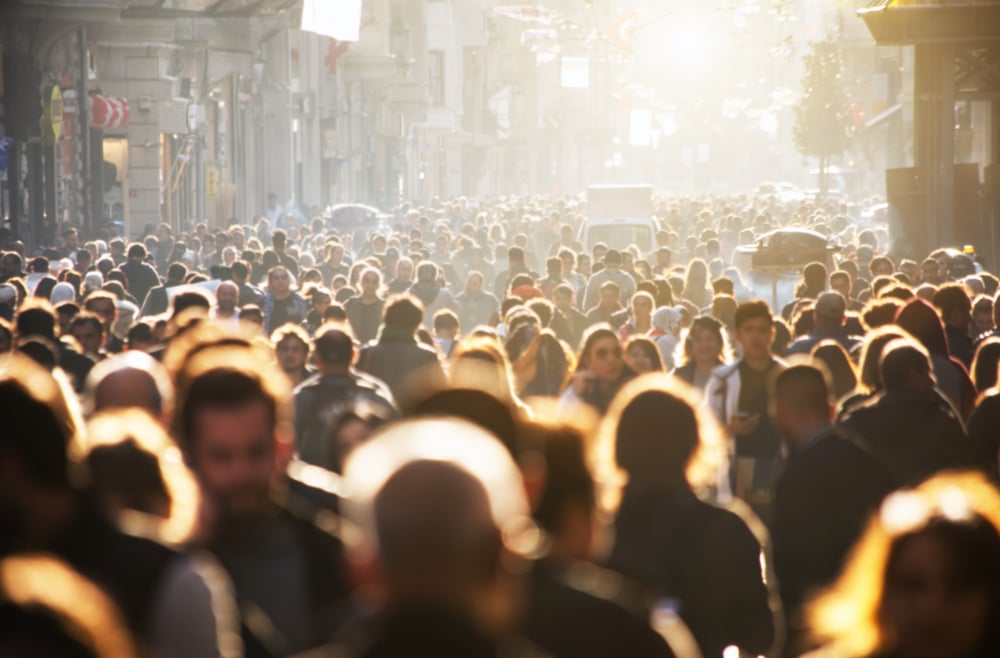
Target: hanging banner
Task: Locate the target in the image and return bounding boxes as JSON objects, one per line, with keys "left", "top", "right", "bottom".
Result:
{"left": 89, "top": 93, "right": 130, "bottom": 130}
{"left": 46, "top": 86, "right": 64, "bottom": 142}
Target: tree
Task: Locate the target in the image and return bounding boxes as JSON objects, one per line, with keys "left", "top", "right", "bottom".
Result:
{"left": 793, "top": 40, "right": 855, "bottom": 196}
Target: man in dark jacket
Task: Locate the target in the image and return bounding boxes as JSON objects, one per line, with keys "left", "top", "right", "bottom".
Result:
{"left": 141, "top": 261, "right": 187, "bottom": 317}
{"left": 119, "top": 243, "right": 160, "bottom": 308}
{"left": 176, "top": 346, "right": 351, "bottom": 658}
{"left": 840, "top": 339, "right": 972, "bottom": 486}
{"left": 357, "top": 294, "right": 445, "bottom": 403}
{"left": 772, "top": 365, "right": 894, "bottom": 656}
{"left": 294, "top": 324, "right": 396, "bottom": 471}
{"left": 933, "top": 283, "right": 975, "bottom": 369}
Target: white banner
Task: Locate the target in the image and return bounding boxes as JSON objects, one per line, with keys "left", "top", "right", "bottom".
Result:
{"left": 301, "top": 0, "right": 362, "bottom": 42}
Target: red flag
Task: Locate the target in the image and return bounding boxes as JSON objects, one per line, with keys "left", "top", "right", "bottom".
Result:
{"left": 609, "top": 11, "right": 638, "bottom": 52}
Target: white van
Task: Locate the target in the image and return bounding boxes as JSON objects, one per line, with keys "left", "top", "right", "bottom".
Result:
{"left": 578, "top": 185, "right": 658, "bottom": 253}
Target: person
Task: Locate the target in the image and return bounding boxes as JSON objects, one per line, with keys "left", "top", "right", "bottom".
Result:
{"left": 705, "top": 300, "right": 786, "bottom": 517}
{"left": 141, "top": 262, "right": 188, "bottom": 317}
{"left": 552, "top": 283, "right": 586, "bottom": 348}
{"left": 456, "top": 271, "right": 500, "bottom": 336}
{"left": 523, "top": 420, "right": 685, "bottom": 658}
{"left": 69, "top": 312, "right": 108, "bottom": 361}
{"left": 494, "top": 245, "right": 537, "bottom": 299}
{"left": 408, "top": 261, "right": 459, "bottom": 330}
{"left": 0, "top": 354, "right": 223, "bottom": 658}
{"left": 582, "top": 250, "right": 636, "bottom": 311}
{"left": 785, "top": 291, "right": 862, "bottom": 357}
{"left": 770, "top": 365, "right": 894, "bottom": 656}
{"left": 328, "top": 418, "right": 542, "bottom": 658}
{"left": 119, "top": 243, "right": 160, "bottom": 309}
{"left": 618, "top": 291, "right": 655, "bottom": 340}
{"left": 231, "top": 260, "right": 263, "bottom": 307}
{"left": 671, "top": 316, "right": 729, "bottom": 391}
{"left": 83, "top": 350, "right": 174, "bottom": 424}
{"left": 586, "top": 281, "right": 624, "bottom": 327}
{"left": 266, "top": 229, "right": 299, "bottom": 276}
{"left": 433, "top": 309, "right": 461, "bottom": 358}
{"left": 384, "top": 256, "right": 413, "bottom": 295}
{"left": 807, "top": 472, "right": 1000, "bottom": 658}
{"left": 623, "top": 335, "right": 665, "bottom": 374}
{"left": 272, "top": 323, "right": 316, "bottom": 387}
{"left": 357, "top": 294, "right": 445, "bottom": 403}
{"left": 173, "top": 341, "right": 351, "bottom": 658}
{"left": 559, "top": 325, "right": 634, "bottom": 415}
{"left": 213, "top": 280, "right": 240, "bottom": 323}
{"left": 344, "top": 267, "right": 385, "bottom": 344}
{"left": 650, "top": 306, "right": 683, "bottom": 370}
{"left": 294, "top": 323, "right": 396, "bottom": 471}
{"left": 933, "top": 283, "right": 975, "bottom": 369}
{"left": 681, "top": 258, "right": 713, "bottom": 310}
{"left": 13, "top": 299, "right": 95, "bottom": 391}
{"left": 809, "top": 340, "right": 859, "bottom": 401}
{"left": 840, "top": 339, "right": 971, "bottom": 486}
{"left": 603, "top": 374, "right": 776, "bottom": 658}
{"left": 261, "top": 265, "right": 308, "bottom": 334}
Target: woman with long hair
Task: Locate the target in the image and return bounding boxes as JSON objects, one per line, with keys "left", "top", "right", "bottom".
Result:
{"left": 808, "top": 472, "right": 1000, "bottom": 658}
{"left": 810, "top": 340, "right": 859, "bottom": 402}
{"left": 672, "top": 315, "right": 732, "bottom": 392}
{"left": 558, "top": 325, "right": 634, "bottom": 414}
{"left": 682, "top": 258, "right": 713, "bottom": 309}
{"left": 600, "top": 374, "right": 776, "bottom": 658}
{"left": 622, "top": 335, "right": 664, "bottom": 375}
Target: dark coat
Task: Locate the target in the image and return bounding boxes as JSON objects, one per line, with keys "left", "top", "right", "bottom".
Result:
{"left": 608, "top": 485, "right": 775, "bottom": 658}
{"left": 140, "top": 281, "right": 183, "bottom": 317}
{"left": 357, "top": 327, "right": 445, "bottom": 403}
{"left": 119, "top": 259, "right": 160, "bottom": 309}
{"left": 840, "top": 391, "right": 972, "bottom": 486}
{"left": 771, "top": 426, "right": 894, "bottom": 653}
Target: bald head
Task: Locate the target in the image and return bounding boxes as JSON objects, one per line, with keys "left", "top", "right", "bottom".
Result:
{"left": 216, "top": 281, "right": 239, "bottom": 314}
{"left": 814, "top": 291, "right": 847, "bottom": 326}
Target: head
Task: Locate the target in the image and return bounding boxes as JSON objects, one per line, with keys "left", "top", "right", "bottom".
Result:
{"left": 630, "top": 291, "right": 654, "bottom": 322}
{"left": 272, "top": 324, "right": 311, "bottom": 377}
{"left": 313, "top": 323, "right": 355, "bottom": 375}
{"left": 577, "top": 326, "right": 624, "bottom": 384}
{"left": 810, "top": 472, "right": 1000, "bottom": 658}
{"left": 215, "top": 281, "right": 239, "bottom": 314}
{"left": 126, "top": 243, "right": 147, "bottom": 262}
{"left": 733, "top": 300, "right": 775, "bottom": 361}
{"left": 267, "top": 266, "right": 292, "bottom": 297}
{"left": 383, "top": 294, "right": 424, "bottom": 334}
{"left": 623, "top": 336, "right": 663, "bottom": 375}
{"left": 69, "top": 313, "right": 105, "bottom": 356}
{"left": 773, "top": 364, "right": 834, "bottom": 449}
{"left": 395, "top": 257, "right": 414, "bottom": 283}
{"left": 598, "top": 281, "right": 620, "bottom": 308}
{"left": 810, "top": 340, "right": 858, "bottom": 400}
{"left": 933, "top": 284, "right": 972, "bottom": 334}
{"left": 84, "top": 352, "right": 173, "bottom": 422}
{"left": 360, "top": 268, "right": 382, "bottom": 298}
{"left": 83, "top": 292, "right": 117, "bottom": 332}
{"left": 679, "top": 315, "right": 730, "bottom": 369}
{"left": 881, "top": 339, "right": 936, "bottom": 398}
{"left": 814, "top": 291, "right": 847, "bottom": 328}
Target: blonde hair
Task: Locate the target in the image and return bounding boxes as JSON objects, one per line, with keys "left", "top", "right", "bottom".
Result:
{"left": 809, "top": 471, "right": 1000, "bottom": 656}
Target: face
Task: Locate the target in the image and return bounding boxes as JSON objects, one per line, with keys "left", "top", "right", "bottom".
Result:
{"left": 632, "top": 296, "right": 652, "bottom": 320}
{"left": 268, "top": 269, "right": 291, "bottom": 296}
{"left": 553, "top": 290, "right": 572, "bottom": 310}
{"left": 1, "top": 256, "right": 18, "bottom": 277}
{"left": 276, "top": 336, "right": 309, "bottom": 374}
{"left": 587, "top": 336, "right": 623, "bottom": 383}
{"left": 625, "top": 343, "right": 654, "bottom": 374}
{"left": 882, "top": 532, "right": 992, "bottom": 658}
{"left": 466, "top": 273, "right": 483, "bottom": 295}
{"left": 361, "top": 272, "right": 380, "bottom": 296}
{"left": 690, "top": 327, "right": 722, "bottom": 366}
{"left": 71, "top": 322, "right": 103, "bottom": 355}
{"left": 396, "top": 260, "right": 413, "bottom": 281}
{"left": 216, "top": 284, "right": 238, "bottom": 312}
{"left": 600, "top": 289, "right": 619, "bottom": 307}
{"left": 329, "top": 245, "right": 344, "bottom": 263}
{"left": 191, "top": 401, "right": 277, "bottom": 521}
{"left": 734, "top": 316, "right": 774, "bottom": 360}
{"left": 922, "top": 262, "right": 940, "bottom": 283}
{"left": 831, "top": 276, "right": 851, "bottom": 299}
{"left": 973, "top": 311, "right": 993, "bottom": 336}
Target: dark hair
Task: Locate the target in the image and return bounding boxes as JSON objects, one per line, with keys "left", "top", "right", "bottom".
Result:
{"left": 0, "top": 378, "right": 71, "bottom": 486}
{"left": 167, "top": 262, "right": 188, "bottom": 282}
{"left": 314, "top": 323, "right": 355, "bottom": 368}
{"left": 171, "top": 290, "right": 212, "bottom": 318}
{"left": 623, "top": 336, "right": 665, "bottom": 372}
{"left": 383, "top": 294, "right": 424, "bottom": 332}
{"left": 531, "top": 423, "right": 595, "bottom": 534}
{"left": 69, "top": 312, "right": 103, "bottom": 337}
{"left": 734, "top": 299, "right": 773, "bottom": 330}
{"left": 972, "top": 337, "right": 1000, "bottom": 393}
{"left": 433, "top": 309, "right": 460, "bottom": 332}
{"left": 810, "top": 341, "right": 858, "bottom": 400}
{"left": 615, "top": 388, "right": 698, "bottom": 484}
{"left": 127, "top": 243, "right": 147, "bottom": 260}
{"left": 776, "top": 363, "right": 834, "bottom": 418}
{"left": 15, "top": 302, "right": 58, "bottom": 339}
{"left": 881, "top": 342, "right": 930, "bottom": 394}
{"left": 933, "top": 284, "right": 972, "bottom": 320}
{"left": 178, "top": 368, "right": 276, "bottom": 454}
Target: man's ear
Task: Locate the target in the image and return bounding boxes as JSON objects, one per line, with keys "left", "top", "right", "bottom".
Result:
{"left": 274, "top": 424, "right": 295, "bottom": 469}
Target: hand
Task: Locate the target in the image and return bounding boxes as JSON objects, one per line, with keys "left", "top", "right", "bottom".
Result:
{"left": 728, "top": 413, "right": 760, "bottom": 436}
{"left": 571, "top": 370, "right": 595, "bottom": 396}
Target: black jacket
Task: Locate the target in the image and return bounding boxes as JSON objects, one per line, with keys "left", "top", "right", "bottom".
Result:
{"left": 357, "top": 327, "right": 445, "bottom": 403}
{"left": 840, "top": 391, "right": 972, "bottom": 486}
{"left": 141, "top": 281, "right": 183, "bottom": 317}
{"left": 608, "top": 485, "right": 775, "bottom": 658}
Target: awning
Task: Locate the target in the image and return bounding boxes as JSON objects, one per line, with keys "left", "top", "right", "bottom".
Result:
{"left": 89, "top": 93, "right": 131, "bottom": 130}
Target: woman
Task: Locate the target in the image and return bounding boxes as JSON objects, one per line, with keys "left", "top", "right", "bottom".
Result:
{"left": 618, "top": 291, "right": 655, "bottom": 340}
{"left": 672, "top": 315, "right": 730, "bottom": 392}
{"left": 623, "top": 336, "right": 664, "bottom": 375}
{"left": 682, "top": 258, "right": 713, "bottom": 309}
{"left": 810, "top": 340, "right": 859, "bottom": 401}
{"left": 808, "top": 472, "right": 1000, "bottom": 658}
{"left": 837, "top": 327, "right": 907, "bottom": 420}
{"left": 602, "top": 375, "right": 776, "bottom": 658}
{"left": 650, "top": 306, "right": 682, "bottom": 370}
{"left": 559, "top": 325, "right": 634, "bottom": 415}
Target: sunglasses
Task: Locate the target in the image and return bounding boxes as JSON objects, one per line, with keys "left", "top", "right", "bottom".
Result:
{"left": 593, "top": 346, "right": 623, "bottom": 360}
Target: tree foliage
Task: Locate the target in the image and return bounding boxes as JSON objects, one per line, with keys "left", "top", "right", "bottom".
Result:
{"left": 793, "top": 40, "right": 855, "bottom": 192}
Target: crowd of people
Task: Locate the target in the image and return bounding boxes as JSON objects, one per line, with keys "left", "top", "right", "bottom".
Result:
{"left": 2, "top": 192, "right": 1000, "bottom": 658}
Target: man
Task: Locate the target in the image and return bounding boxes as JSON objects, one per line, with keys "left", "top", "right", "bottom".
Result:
{"left": 344, "top": 268, "right": 385, "bottom": 345}
{"left": 119, "top": 243, "right": 160, "bottom": 308}
{"left": 213, "top": 281, "right": 240, "bottom": 323}
{"left": 154, "top": 223, "right": 175, "bottom": 273}
{"left": 261, "top": 266, "right": 307, "bottom": 334}
{"left": 493, "top": 246, "right": 537, "bottom": 299}
{"left": 585, "top": 281, "right": 623, "bottom": 327}
{"left": 385, "top": 257, "right": 414, "bottom": 295}
{"left": 456, "top": 271, "right": 499, "bottom": 336}
{"left": 141, "top": 262, "right": 188, "bottom": 317}
{"left": 357, "top": 294, "right": 445, "bottom": 403}
{"left": 705, "top": 300, "right": 786, "bottom": 519}
{"left": 294, "top": 323, "right": 396, "bottom": 471}
{"left": 231, "top": 260, "right": 263, "bottom": 307}
{"left": 176, "top": 344, "right": 351, "bottom": 658}
{"left": 0, "top": 251, "right": 24, "bottom": 282}
{"left": 972, "top": 295, "right": 994, "bottom": 339}
{"left": 771, "top": 365, "right": 894, "bottom": 656}
{"left": 272, "top": 323, "right": 316, "bottom": 388}
{"left": 465, "top": 245, "right": 495, "bottom": 285}
{"left": 933, "top": 283, "right": 974, "bottom": 368}
{"left": 582, "top": 250, "right": 636, "bottom": 311}
{"left": 108, "top": 238, "right": 127, "bottom": 266}
{"left": 547, "top": 223, "right": 583, "bottom": 256}
{"left": 785, "top": 291, "right": 862, "bottom": 357}
{"left": 538, "top": 257, "right": 565, "bottom": 300}
{"left": 268, "top": 230, "right": 299, "bottom": 277}
{"left": 265, "top": 192, "right": 283, "bottom": 230}
{"left": 552, "top": 283, "right": 587, "bottom": 348}
{"left": 24, "top": 257, "right": 53, "bottom": 294}
{"left": 83, "top": 351, "right": 173, "bottom": 425}
{"left": 13, "top": 300, "right": 94, "bottom": 391}
{"left": 329, "top": 418, "right": 539, "bottom": 657}
{"left": 69, "top": 313, "right": 107, "bottom": 361}
{"left": 558, "top": 249, "right": 585, "bottom": 297}
{"left": 840, "top": 339, "right": 971, "bottom": 486}
{"left": 829, "top": 270, "right": 863, "bottom": 312}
